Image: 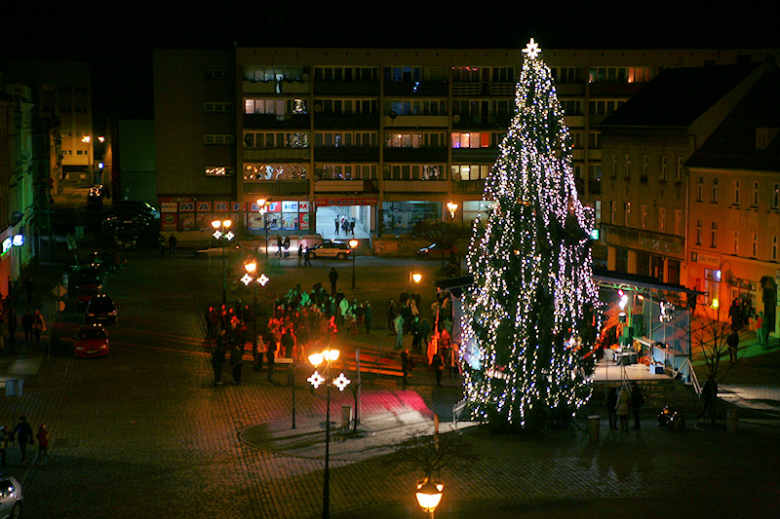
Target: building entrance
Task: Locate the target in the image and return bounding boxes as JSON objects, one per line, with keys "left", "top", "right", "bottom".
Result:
{"left": 315, "top": 205, "right": 373, "bottom": 241}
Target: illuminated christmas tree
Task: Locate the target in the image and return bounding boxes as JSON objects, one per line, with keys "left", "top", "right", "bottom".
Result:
{"left": 460, "top": 39, "right": 599, "bottom": 430}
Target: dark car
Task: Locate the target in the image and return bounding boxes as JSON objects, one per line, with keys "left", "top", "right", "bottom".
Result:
{"left": 85, "top": 294, "right": 118, "bottom": 324}
{"left": 76, "top": 266, "right": 104, "bottom": 306}
{"left": 87, "top": 184, "right": 104, "bottom": 209}
{"left": 415, "top": 243, "right": 456, "bottom": 259}
{"left": 111, "top": 201, "right": 158, "bottom": 222}
{"left": 307, "top": 240, "right": 352, "bottom": 260}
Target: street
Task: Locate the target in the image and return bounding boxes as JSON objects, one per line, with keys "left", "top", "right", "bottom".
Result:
{"left": 1, "top": 247, "right": 779, "bottom": 518}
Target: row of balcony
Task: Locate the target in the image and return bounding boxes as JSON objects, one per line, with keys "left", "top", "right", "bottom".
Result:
{"left": 242, "top": 147, "right": 498, "bottom": 163}
{"left": 242, "top": 113, "right": 513, "bottom": 130}
{"left": 242, "top": 178, "right": 486, "bottom": 196}
{"left": 242, "top": 79, "right": 644, "bottom": 98}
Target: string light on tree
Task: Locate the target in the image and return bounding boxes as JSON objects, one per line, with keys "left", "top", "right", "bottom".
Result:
{"left": 459, "top": 38, "right": 599, "bottom": 430}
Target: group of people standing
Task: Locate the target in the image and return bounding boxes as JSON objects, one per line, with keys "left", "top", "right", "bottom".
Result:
{"left": 607, "top": 383, "right": 645, "bottom": 431}
{"left": 0, "top": 415, "right": 50, "bottom": 467}
{"left": 334, "top": 216, "right": 356, "bottom": 236}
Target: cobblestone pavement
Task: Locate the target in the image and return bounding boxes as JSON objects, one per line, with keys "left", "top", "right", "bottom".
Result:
{"left": 1, "top": 252, "right": 779, "bottom": 518}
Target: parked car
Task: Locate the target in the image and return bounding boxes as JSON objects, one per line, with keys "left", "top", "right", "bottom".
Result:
{"left": 111, "top": 201, "right": 158, "bottom": 222}
{"left": 85, "top": 294, "right": 118, "bottom": 324}
{"left": 115, "top": 227, "right": 138, "bottom": 249}
{"left": 307, "top": 240, "right": 352, "bottom": 260}
{"left": 87, "top": 184, "right": 104, "bottom": 209}
{"left": 194, "top": 242, "right": 244, "bottom": 258}
{"left": 101, "top": 216, "right": 146, "bottom": 234}
{"left": 415, "top": 243, "right": 456, "bottom": 259}
{"left": 0, "top": 476, "right": 22, "bottom": 519}
{"left": 74, "top": 324, "right": 109, "bottom": 358}
{"left": 76, "top": 266, "right": 104, "bottom": 306}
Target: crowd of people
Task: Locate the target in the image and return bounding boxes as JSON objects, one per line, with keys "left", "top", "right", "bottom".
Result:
{"left": 204, "top": 269, "right": 462, "bottom": 386}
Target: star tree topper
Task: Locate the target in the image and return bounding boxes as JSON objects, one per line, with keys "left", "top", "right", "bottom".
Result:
{"left": 522, "top": 38, "right": 541, "bottom": 59}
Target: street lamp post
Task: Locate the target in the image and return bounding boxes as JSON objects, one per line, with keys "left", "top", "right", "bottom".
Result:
{"left": 415, "top": 479, "right": 444, "bottom": 519}
{"left": 257, "top": 198, "right": 270, "bottom": 259}
{"left": 211, "top": 218, "right": 234, "bottom": 305}
{"left": 242, "top": 260, "right": 269, "bottom": 372}
{"left": 349, "top": 239, "right": 358, "bottom": 290}
{"left": 308, "top": 348, "right": 350, "bottom": 519}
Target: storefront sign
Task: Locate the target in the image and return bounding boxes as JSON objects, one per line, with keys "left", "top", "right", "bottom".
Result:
{"left": 214, "top": 201, "right": 229, "bottom": 212}
{"left": 299, "top": 201, "right": 310, "bottom": 212}
{"left": 197, "top": 201, "right": 212, "bottom": 212}
{"left": 282, "top": 201, "right": 299, "bottom": 212}
{"left": 316, "top": 198, "right": 377, "bottom": 207}
{"left": 179, "top": 202, "right": 195, "bottom": 212}
{"left": 2, "top": 237, "right": 12, "bottom": 255}
{"left": 691, "top": 252, "right": 720, "bottom": 267}
{"left": 160, "top": 202, "right": 178, "bottom": 213}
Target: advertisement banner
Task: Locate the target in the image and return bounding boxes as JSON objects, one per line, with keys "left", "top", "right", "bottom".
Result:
{"left": 161, "top": 212, "right": 178, "bottom": 231}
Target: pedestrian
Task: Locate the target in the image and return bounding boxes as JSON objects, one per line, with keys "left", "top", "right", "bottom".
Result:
{"left": 276, "top": 235, "right": 283, "bottom": 257}
{"left": 283, "top": 236, "right": 291, "bottom": 257}
{"left": 7, "top": 307, "right": 17, "bottom": 347}
{"left": 400, "top": 348, "right": 413, "bottom": 385}
{"left": 212, "top": 338, "right": 226, "bottom": 385}
{"left": 266, "top": 331, "right": 277, "bottom": 382}
{"left": 755, "top": 311, "right": 765, "bottom": 346}
{"left": 158, "top": 233, "right": 166, "bottom": 257}
{"left": 386, "top": 299, "right": 396, "bottom": 331}
{"left": 33, "top": 309, "right": 47, "bottom": 347}
{"left": 419, "top": 319, "right": 430, "bottom": 351}
{"left": 701, "top": 374, "right": 717, "bottom": 422}
{"left": 13, "top": 415, "right": 34, "bottom": 465}
{"left": 411, "top": 316, "right": 421, "bottom": 351}
{"left": 169, "top": 234, "right": 178, "bottom": 255}
{"left": 616, "top": 385, "right": 630, "bottom": 431}
{"left": 364, "top": 300, "right": 373, "bottom": 334}
{"left": 433, "top": 351, "right": 445, "bottom": 386}
{"left": 630, "top": 383, "right": 644, "bottom": 430}
{"left": 298, "top": 244, "right": 304, "bottom": 266}
{"left": 36, "top": 424, "right": 50, "bottom": 465}
{"left": 304, "top": 249, "right": 312, "bottom": 266}
{"left": 394, "top": 313, "right": 404, "bottom": 349}
{"left": 281, "top": 327, "right": 295, "bottom": 358}
{"left": 22, "top": 311, "right": 34, "bottom": 346}
{"left": 0, "top": 426, "right": 9, "bottom": 467}
{"left": 727, "top": 330, "right": 739, "bottom": 363}
{"left": 254, "top": 333, "right": 266, "bottom": 371}
{"left": 230, "top": 343, "right": 243, "bottom": 384}
{"left": 329, "top": 268, "right": 339, "bottom": 295}
{"left": 334, "top": 217, "right": 340, "bottom": 235}
{"left": 607, "top": 387, "right": 618, "bottom": 430}
{"left": 728, "top": 299, "right": 741, "bottom": 331}
{"left": 25, "top": 275, "right": 34, "bottom": 304}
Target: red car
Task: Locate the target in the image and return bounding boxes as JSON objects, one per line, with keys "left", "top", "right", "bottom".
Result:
{"left": 74, "top": 324, "right": 109, "bottom": 358}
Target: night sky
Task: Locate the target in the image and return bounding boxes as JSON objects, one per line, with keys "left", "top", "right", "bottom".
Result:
{"left": 1, "top": 1, "right": 778, "bottom": 124}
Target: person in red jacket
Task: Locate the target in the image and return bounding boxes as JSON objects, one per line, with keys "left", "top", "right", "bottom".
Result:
{"left": 36, "top": 424, "right": 50, "bottom": 465}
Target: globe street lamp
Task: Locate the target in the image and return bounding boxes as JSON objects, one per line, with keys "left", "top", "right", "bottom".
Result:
{"left": 257, "top": 198, "right": 270, "bottom": 259}
{"left": 308, "top": 348, "right": 350, "bottom": 519}
{"left": 348, "top": 239, "right": 358, "bottom": 290}
{"left": 211, "top": 218, "right": 234, "bottom": 305}
{"left": 409, "top": 271, "right": 422, "bottom": 292}
{"left": 416, "top": 479, "right": 444, "bottom": 519}
{"left": 446, "top": 201, "right": 458, "bottom": 220}
{"left": 242, "top": 260, "right": 269, "bottom": 370}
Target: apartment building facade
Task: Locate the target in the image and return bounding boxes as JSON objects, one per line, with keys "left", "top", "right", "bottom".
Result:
{"left": 154, "top": 46, "right": 777, "bottom": 241}
{"left": 600, "top": 60, "right": 780, "bottom": 336}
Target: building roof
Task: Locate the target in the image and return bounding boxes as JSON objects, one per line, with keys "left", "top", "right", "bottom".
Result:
{"left": 600, "top": 62, "right": 762, "bottom": 128}
{"left": 686, "top": 68, "right": 780, "bottom": 172}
